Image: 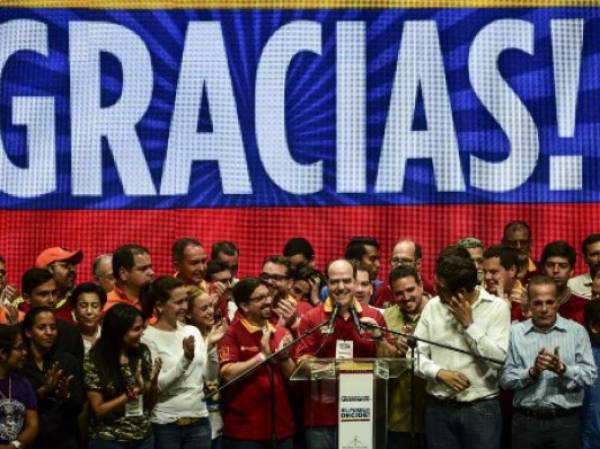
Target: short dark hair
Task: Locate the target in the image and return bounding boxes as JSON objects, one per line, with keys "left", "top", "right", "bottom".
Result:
{"left": 172, "top": 238, "right": 202, "bottom": 264}
{"left": 21, "top": 268, "right": 53, "bottom": 297}
{"left": 232, "top": 277, "right": 267, "bottom": 308}
{"left": 113, "top": 244, "right": 149, "bottom": 282}
{"left": 69, "top": 282, "right": 108, "bottom": 309}
{"left": 435, "top": 254, "right": 478, "bottom": 293}
{"left": 503, "top": 220, "right": 531, "bottom": 238}
{"left": 211, "top": 241, "right": 239, "bottom": 259}
{"left": 0, "top": 324, "right": 21, "bottom": 357}
{"left": 345, "top": 236, "right": 379, "bottom": 260}
{"left": 436, "top": 245, "right": 472, "bottom": 266}
{"left": 283, "top": 237, "right": 315, "bottom": 261}
{"left": 139, "top": 276, "right": 184, "bottom": 320}
{"left": 206, "top": 260, "right": 231, "bottom": 281}
{"left": 389, "top": 264, "right": 420, "bottom": 287}
{"left": 262, "top": 255, "right": 291, "bottom": 276}
{"left": 483, "top": 245, "right": 519, "bottom": 271}
{"left": 582, "top": 234, "right": 600, "bottom": 257}
{"left": 527, "top": 275, "right": 557, "bottom": 299}
{"left": 540, "top": 240, "right": 576, "bottom": 267}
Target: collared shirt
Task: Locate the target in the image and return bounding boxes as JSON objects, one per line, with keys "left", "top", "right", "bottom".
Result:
{"left": 582, "top": 344, "right": 600, "bottom": 449}
{"left": 568, "top": 272, "right": 592, "bottom": 300}
{"left": 104, "top": 285, "right": 140, "bottom": 312}
{"left": 500, "top": 315, "right": 597, "bottom": 411}
{"left": 413, "top": 287, "right": 510, "bottom": 401}
{"left": 384, "top": 305, "right": 426, "bottom": 433}
{"left": 217, "top": 317, "right": 294, "bottom": 441}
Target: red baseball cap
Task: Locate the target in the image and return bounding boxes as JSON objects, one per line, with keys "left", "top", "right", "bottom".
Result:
{"left": 35, "top": 247, "right": 83, "bottom": 268}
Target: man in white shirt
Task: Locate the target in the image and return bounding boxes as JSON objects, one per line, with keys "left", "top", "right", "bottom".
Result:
{"left": 568, "top": 233, "right": 600, "bottom": 299}
{"left": 413, "top": 249, "right": 510, "bottom": 449}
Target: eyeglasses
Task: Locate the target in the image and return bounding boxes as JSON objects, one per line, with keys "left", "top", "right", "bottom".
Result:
{"left": 260, "top": 273, "right": 288, "bottom": 282}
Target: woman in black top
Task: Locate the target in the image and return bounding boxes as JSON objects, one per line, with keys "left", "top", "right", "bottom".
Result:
{"left": 21, "top": 307, "right": 82, "bottom": 449}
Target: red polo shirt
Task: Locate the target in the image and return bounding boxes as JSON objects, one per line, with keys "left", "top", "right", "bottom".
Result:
{"left": 218, "top": 318, "right": 295, "bottom": 441}
{"left": 295, "top": 298, "right": 387, "bottom": 427}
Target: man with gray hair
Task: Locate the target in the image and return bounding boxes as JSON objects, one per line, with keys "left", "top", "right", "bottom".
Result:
{"left": 91, "top": 253, "right": 115, "bottom": 293}
{"left": 457, "top": 237, "right": 485, "bottom": 285}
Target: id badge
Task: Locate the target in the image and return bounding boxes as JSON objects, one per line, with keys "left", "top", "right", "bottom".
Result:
{"left": 124, "top": 396, "right": 143, "bottom": 417}
{"left": 335, "top": 340, "right": 354, "bottom": 359}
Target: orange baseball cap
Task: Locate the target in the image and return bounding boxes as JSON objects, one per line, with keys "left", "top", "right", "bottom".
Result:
{"left": 35, "top": 247, "right": 83, "bottom": 268}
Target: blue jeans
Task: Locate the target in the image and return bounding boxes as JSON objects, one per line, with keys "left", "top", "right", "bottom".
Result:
{"left": 153, "top": 418, "right": 211, "bottom": 449}
{"left": 222, "top": 437, "right": 292, "bottom": 449}
{"left": 305, "top": 427, "right": 336, "bottom": 449}
{"left": 89, "top": 436, "right": 154, "bottom": 449}
{"left": 425, "top": 397, "right": 501, "bottom": 449}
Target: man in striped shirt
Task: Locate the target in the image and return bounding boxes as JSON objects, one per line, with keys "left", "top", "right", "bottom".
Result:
{"left": 500, "top": 275, "right": 597, "bottom": 449}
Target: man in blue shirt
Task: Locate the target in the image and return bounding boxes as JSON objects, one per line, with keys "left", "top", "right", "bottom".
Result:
{"left": 583, "top": 300, "right": 600, "bottom": 449}
{"left": 500, "top": 275, "right": 597, "bottom": 449}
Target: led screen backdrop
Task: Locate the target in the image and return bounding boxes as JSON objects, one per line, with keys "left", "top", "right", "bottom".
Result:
{"left": 0, "top": 0, "right": 599, "bottom": 282}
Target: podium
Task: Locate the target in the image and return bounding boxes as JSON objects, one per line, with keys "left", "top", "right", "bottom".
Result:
{"left": 290, "top": 358, "right": 412, "bottom": 449}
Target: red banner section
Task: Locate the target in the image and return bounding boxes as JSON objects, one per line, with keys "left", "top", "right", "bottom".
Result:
{"left": 1, "top": 203, "right": 597, "bottom": 287}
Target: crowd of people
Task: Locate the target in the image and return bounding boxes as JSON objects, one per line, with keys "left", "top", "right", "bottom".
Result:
{"left": 0, "top": 220, "right": 599, "bottom": 449}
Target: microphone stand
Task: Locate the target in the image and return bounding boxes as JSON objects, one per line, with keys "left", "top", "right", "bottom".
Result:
{"left": 204, "top": 317, "right": 332, "bottom": 449}
{"left": 360, "top": 321, "right": 504, "bottom": 449}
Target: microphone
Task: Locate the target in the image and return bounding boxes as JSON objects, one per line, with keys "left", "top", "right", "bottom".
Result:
{"left": 325, "top": 302, "right": 340, "bottom": 334}
{"left": 349, "top": 305, "right": 362, "bottom": 334}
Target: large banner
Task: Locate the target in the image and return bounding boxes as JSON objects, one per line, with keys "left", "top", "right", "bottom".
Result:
{"left": 0, "top": 1, "right": 599, "bottom": 280}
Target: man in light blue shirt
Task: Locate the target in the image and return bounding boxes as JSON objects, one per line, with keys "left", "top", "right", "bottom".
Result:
{"left": 500, "top": 275, "right": 597, "bottom": 449}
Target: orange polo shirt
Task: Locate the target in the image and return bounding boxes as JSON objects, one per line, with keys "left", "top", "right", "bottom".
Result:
{"left": 104, "top": 285, "right": 140, "bottom": 312}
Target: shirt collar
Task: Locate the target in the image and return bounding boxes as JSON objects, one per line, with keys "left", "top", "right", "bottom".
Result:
{"left": 240, "top": 317, "right": 275, "bottom": 334}
{"left": 524, "top": 315, "right": 568, "bottom": 334}
{"left": 323, "top": 297, "right": 363, "bottom": 313}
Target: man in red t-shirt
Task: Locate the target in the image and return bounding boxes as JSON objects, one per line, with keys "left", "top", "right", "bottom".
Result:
{"left": 218, "top": 277, "right": 296, "bottom": 448}
{"left": 513, "top": 240, "right": 588, "bottom": 324}
{"left": 296, "top": 259, "right": 399, "bottom": 449}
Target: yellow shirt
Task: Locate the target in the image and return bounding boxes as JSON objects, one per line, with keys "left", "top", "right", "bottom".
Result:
{"left": 383, "top": 305, "right": 426, "bottom": 433}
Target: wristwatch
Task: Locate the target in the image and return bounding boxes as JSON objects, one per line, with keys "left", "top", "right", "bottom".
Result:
{"left": 10, "top": 440, "right": 22, "bottom": 449}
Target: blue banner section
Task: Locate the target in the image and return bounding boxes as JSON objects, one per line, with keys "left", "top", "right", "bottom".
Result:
{"left": 0, "top": 7, "right": 599, "bottom": 209}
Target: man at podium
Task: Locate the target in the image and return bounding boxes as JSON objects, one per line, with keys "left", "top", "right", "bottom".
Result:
{"left": 295, "top": 259, "right": 398, "bottom": 449}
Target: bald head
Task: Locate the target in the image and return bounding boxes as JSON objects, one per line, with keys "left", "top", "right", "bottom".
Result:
{"left": 391, "top": 239, "right": 421, "bottom": 270}
{"left": 326, "top": 259, "right": 356, "bottom": 308}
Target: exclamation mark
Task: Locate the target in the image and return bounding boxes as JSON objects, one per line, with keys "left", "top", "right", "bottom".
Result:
{"left": 550, "top": 19, "right": 584, "bottom": 191}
